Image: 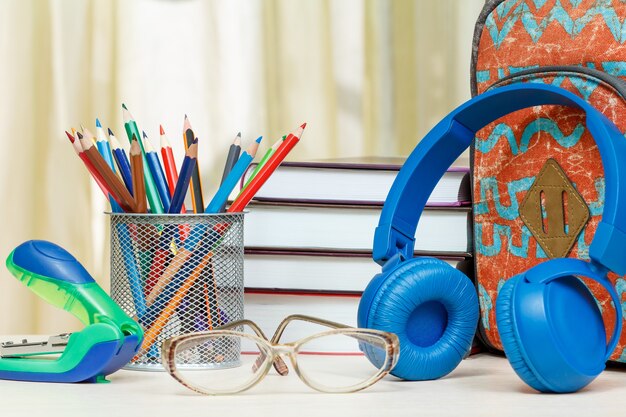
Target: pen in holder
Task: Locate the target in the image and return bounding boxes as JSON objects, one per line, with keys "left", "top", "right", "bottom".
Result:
{"left": 109, "top": 212, "right": 245, "bottom": 370}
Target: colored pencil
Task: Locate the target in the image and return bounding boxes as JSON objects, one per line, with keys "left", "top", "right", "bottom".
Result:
{"left": 228, "top": 123, "right": 306, "bottom": 213}
{"left": 107, "top": 128, "right": 134, "bottom": 195}
{"left": 216, "top": 132, "right": 242, "bottom": 212}
{"left": 66, "top": 131, "right": 110, "bottom": 201}
{"left": 240, "top": 135, "right": 286, "bottom": 193}
{"left": 205, "top": 136, "right": 261, "bottom": 213}
{"left": 122, "top": 104, "right": 164, "bottom": 213}
{"left": 90, "top": 122, "right": 123, "bottom": 213}
{"left": 67, "top": 130, "right": 146, "bottom": 317}
{"left": 183, "top": 115, "right": 204, "bottom": 212}
{"left": 168, "top": 142, "right": 198, "bottom": 214}
{"left": 160, "top": 125, "right": 187, "bottom": 213}
{"left": 142, "top": 131, "right": 171, "bottom": 212}
{"left": 130, "top": 135, "right": 148, "bottom": 214}
{"left": 94, "top": 120, "right": 116, "bottom": 173}
{"left": 78, "top": 132, "right": 137, "bottom": 213}
{"left": 148, "top": 125, "right": 300, "bottom": 299}
{"left": 145, "top": 142, "right": 197, "bottom": 294}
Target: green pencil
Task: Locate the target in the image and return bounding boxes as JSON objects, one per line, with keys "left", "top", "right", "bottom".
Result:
{"left": 239, "top": 135, "right": 286, "bottom": 194}
{"left": 122, "top": 104, "right": 164, "bottom": 213}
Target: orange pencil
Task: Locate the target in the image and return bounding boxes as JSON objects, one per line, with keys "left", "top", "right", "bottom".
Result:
{"left": 130, "top": 135, "right": 147, "bottom": 213}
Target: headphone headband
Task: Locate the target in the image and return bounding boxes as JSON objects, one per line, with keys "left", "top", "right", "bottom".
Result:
{"left": 373, "top": 84, "right": 626, "bottom": 275}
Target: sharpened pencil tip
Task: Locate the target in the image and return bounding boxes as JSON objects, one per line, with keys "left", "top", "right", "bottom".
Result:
{"left": 184, "top": 114, "right": 188, "bottom": 119}
{"left": 77, "top": 132, "right": 84, "bottom": 139}
{"left": 255, "top": 136, "right": 262, "bottom": 144}
{"left": 80, "top": 124, "right": 86, "bottom": 132}
{"left": 300, "top": 122, "right": 307, "bottom": 129}
{"left": 65, "top": 131, "right": 74, "bottom": 142}
{"left": 122, "top": 103, "right": 128, "bottom": 110}
{"left": 96, "top": 118, "right": 102, "bottom": 128}
{"left": 160, "top": 125, "right": 165, "bottom": 135}
{"left": 108, "top": 128, "right": 114, "bottom": 136}
{"left": 237, "top": 132, "right": 241, "bottom": 138}
{"left": 142, "top": 131, "right": 148, "bottom": 139}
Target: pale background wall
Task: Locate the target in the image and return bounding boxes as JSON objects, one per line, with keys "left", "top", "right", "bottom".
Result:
{"left": 0, "top": 0, "right": 484, "bottom": 334}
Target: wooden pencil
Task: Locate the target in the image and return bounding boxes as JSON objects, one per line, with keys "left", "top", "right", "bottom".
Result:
{"left": 78, "top": 132, "right": 137, "bottom": 213}
{"left": 122, "top": 104, "right": 164, "bottom": 213}
{"left": 183, "top": 115, "right": 204, "bottom": 212}
{"left": 169, "top": 142, "right": 198, "bottom": 214}
{"left": 160, "top": 124, "right": 187, "bottom": 213}
{"left": 217, "top": 132, "right": 242, "bottom": 209}
{"left": 108, "top": 128, "right": 134, "bottom": 195}
{"left": 205, "top": 136, "right": 261, "bottom": 213}
{"left": 142, "top": 131, "right": 171, "bottom": 212}
{"left": 228, "top": 123, "right": 306, "bottom": 213}
{"left": 66, "top": 131, "right": 110, "bottom": 200}
{"left": 130, "top": 135, "right": 148, "bottom": 213}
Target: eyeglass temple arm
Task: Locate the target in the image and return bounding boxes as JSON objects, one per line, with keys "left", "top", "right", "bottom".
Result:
{"left": 272, "top": 314, "right": 390, "bottom": 347}
{"left": 215, "top": 319, "right": 289, "bottom": 376}
{"left": 270, "top": 314, "right": 351, "bottom": 344}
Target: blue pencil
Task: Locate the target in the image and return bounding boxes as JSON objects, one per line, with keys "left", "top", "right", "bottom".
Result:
{"left": 108, "top": 128, "right": 134, "bottom": 195}
{"left": 94, "top": 119, "right": 114, "bottom": 168}
{"left": 142, "top": 132, "right": 171, "bottom": 212}
{"left": 168, "top": 142, "right": 198, "bottom": 214}
{"left": 204, "top": 136, "right": 261, "bottom": 213}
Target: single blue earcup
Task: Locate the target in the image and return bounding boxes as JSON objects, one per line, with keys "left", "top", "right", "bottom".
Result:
{"left": 357, "top": 257, "right": 479, "bottom": 380}
{"left": 496, "top": 271, "right": 607, "bottom": 393}
{"left": 495, "top": 276, "right": 550, "bottom": 392}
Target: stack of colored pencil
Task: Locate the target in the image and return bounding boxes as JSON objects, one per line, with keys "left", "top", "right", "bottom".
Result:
{"left": 66, "top": 105, "right": 306, "bottom": 358}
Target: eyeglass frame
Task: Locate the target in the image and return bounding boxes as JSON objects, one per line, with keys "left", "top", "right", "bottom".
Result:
{"left": 161, "top": 314, "right": 400, "bottom": 395}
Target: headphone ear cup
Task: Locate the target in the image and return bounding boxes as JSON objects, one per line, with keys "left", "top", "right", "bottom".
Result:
{"left": 496, "top": 272, "right": 607, "bottom": 393}
{"left": 361, "top": 257, "right": 479, "bottom": 381}
{"left": 495, "top": 276, "right": 550, "bottom": 392}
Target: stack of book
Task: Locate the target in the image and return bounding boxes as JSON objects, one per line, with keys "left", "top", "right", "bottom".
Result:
{"left": 239, "top": 157, "right": 472, "bottom": 348}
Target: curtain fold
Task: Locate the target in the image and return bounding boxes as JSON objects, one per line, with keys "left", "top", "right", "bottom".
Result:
{"left": 0, "top": 0, "right": 483, "bottom": 333}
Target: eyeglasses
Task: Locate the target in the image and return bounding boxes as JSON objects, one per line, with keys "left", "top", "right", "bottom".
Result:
{"left": 161, "top": 314, "right": 399, "bottom": 395}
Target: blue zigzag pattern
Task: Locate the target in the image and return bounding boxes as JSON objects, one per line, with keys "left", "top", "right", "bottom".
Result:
{"left": 475, "top": 118, "right": 585, "bottom": 155}
{"left": 475, "top": 177, "right": 535, "bottom": 218}
{"left": 477, "top": 61, "right": 626, "bottom": 100}
{"left": 486, "top": 0, "right": 626, "bottom": 47}
{"left": 475, "top": 222, "right": 549, "bottom": 258}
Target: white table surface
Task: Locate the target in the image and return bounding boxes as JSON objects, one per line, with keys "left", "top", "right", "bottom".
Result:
{"left": 0, "top": 353, "right": 625, "bottom": 416}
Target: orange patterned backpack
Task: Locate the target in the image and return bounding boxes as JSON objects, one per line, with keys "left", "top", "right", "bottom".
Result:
{"left": 471, "top": 0, "right": 626, "bottom": 362}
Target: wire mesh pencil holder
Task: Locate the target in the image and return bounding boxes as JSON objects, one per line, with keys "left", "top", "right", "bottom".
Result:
{"left": 109, "top": 213, "right": 245, "bottom": 371}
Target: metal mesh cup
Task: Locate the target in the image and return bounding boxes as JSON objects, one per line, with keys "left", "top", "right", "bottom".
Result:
{"left": 109, "top": 213, "right": 245, "bottom": 370}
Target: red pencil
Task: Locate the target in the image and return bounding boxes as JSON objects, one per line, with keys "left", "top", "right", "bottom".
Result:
{"left": 66, "top": 131, "right": 110, "bottom": 199}
{"left": 160, "top": 125, "right": 187, "bottom": 213}
{"left": 228, "top": 123, "right": 306, "bottom": 213}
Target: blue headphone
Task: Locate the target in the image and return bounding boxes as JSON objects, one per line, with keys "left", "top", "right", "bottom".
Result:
{"left": 357, "top": 83, "right": 624, "bottom": 393}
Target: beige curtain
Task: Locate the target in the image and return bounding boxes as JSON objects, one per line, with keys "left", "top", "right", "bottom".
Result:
{"left": 0, "top": 0, "right": 484, "bottom": 334}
